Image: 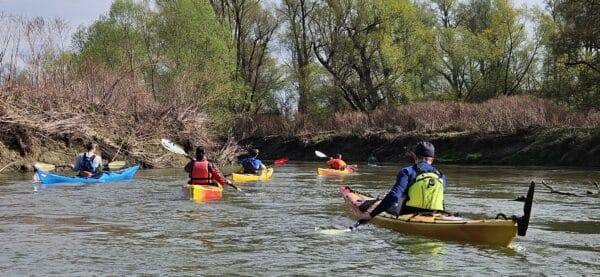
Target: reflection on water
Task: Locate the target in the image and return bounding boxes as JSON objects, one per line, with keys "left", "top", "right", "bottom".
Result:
{"left": 0, "top": 163, "right": 599, "bottom": 275}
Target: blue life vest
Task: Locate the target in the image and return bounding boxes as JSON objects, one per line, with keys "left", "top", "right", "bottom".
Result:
{"left": 241, "top": 158, "right": 258, "bottom": 174}
{"left": 81, "top": 155, "right": 97, "bottom": 173}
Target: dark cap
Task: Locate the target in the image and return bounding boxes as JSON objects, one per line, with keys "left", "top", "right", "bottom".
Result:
{"left": 414, "top": 141, "right": 435, "bottom": 158}
{"left": 196, "top": 146, "right": 205, "bottom": 157}
{"left": 249, "top": 149, "right": 259, "bottom": 156}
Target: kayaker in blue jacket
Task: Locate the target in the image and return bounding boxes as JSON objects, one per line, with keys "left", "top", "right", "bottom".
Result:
{"left": 359, "top": 141, "right": 447, "bottom": 224}
{"left": 71, "top": 142, "right": 103, "bottom": 177}
{"left": 237, "top": 149, "right": 266, "bottom": 174}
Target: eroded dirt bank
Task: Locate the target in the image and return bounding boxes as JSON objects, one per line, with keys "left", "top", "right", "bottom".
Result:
{"left": 241, "top": 128, "right": 600, "bottom": 167}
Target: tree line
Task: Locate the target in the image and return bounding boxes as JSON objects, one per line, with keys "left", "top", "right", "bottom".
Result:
{"left": 1, "top": 0, "right": 598, "bottom": 132}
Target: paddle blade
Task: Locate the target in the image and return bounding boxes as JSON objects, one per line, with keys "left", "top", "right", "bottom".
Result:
{"left": 107, "top": 161, "right": 126, "bottom": 170}
{"left": 273, "top": 157, "right": 288, "bottom": 166}
{"left": 33, "top": 162, "right": 56, "bottom": 171}
{"left": 317, "top": 228, "right": 352, "bottom": 235}
{"left": 315, "top": 151, "right": 328, "bottom": 158}
{"left": 161, "top": 138, "right": 188, "bottom": 156}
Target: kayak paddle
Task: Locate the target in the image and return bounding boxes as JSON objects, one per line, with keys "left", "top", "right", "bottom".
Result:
{"left": 160, "top": 138, "right": 242, "bottom": 192}
{"left": 315, "top": 150, "right": 328, "bottom": 158}
{"left": 315, "top": 150, "right": 358, "bottom": 171}
{"left": 317, "top": 222, "right": 361, "bottom": 235}
{"left": 33, "top": 161, "right": 127, "bottom": 171}
{"left": 273, "top": 157, "right": 288, "bottom": 166}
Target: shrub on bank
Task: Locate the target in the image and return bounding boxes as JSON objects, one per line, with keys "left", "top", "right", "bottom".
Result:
{"left": 233, "top": 95, "right": 600, "bottom": 137}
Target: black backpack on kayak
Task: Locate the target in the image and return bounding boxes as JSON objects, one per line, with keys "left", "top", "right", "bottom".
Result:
{"left": 81, "top": 155, "right": 97, "bottom": 173}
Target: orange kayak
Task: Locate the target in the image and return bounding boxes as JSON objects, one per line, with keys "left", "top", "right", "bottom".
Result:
{"left": 182, "top": 184, "right": 223, "bottom": 202}
{"left": 339, "top": 183, "right": 535, "bottom": 247}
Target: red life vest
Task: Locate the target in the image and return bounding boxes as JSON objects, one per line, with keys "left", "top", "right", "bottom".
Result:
{"left": 189, "top": 160, "right": 214, "bottom": 185}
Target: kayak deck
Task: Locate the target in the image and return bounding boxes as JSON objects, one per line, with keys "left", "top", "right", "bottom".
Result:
{"left": 340, "top": 185, "right": 534, "bottom": 247}
{"left": 232, "top": 168, "right": 273, "bottom": 182}
{"left": 317, "top": 167, "right": 353, "bottom": 176}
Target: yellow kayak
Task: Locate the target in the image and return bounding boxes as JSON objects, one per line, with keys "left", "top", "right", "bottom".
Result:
{"left": 182, "top": 184, "right": 223, "bottom": 202}
{"left": 231, "top": 168, "right": 274, "bottom": 182}
{"left": 317, "top": 167, "right": 353, "bottom": 176}
{"left": 340, "top": 182, "right": 535, "bottom": 247}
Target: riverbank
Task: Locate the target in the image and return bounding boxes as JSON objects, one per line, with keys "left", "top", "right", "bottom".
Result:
{"left": 241, "top": 127, "right": 600, "bottom": 167}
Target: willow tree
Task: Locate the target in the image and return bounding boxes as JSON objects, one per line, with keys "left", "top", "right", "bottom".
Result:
{"left": 74, "top": 0, "right": 237, "bottom": 119}
{"left": 209, "top": 0, "right": 283, "bottom": 114}
{"left": 310, "top": 0, "right": 433, "bottom": 112}
{"left": 279, "top": 0, "right": 317, "bottom": 114}
{"left": 547, "top": 0, "right": 600, "bottom": 109}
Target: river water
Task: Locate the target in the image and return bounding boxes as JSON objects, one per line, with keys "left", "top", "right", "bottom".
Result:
{"left": 1, "top": 162, "right": 599, "bottom": 276}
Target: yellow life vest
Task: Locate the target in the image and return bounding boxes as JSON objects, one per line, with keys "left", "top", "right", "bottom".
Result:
{"left": 405, "top": 167, "right": 444, "bottom": 211}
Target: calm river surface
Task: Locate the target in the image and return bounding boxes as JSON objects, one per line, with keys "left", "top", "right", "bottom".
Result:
{"left": 1, "top": 162, "right": 599, "bottom": 276}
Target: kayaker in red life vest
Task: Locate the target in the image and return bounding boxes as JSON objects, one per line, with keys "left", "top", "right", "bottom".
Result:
{"left": 70, "top": 142, "right": 103, "bottom": 177}
{"left": 358, "top": 141, "right": 447, "bottom": 224}
{"left": 184, "top": 146, "right": 231, "bottom": 186}
{"left": 327, "top": 154, "right": 347, "bottom": 170}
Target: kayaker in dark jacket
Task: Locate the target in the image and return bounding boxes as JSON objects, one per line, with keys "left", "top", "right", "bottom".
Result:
{"left": 237, "top": 149, "right": 266, "bottom": 174}
{"left": 359, "top": 141, "right": 447, "bottom": 224}
{"left": 71, "top": 142, "right": 103, "bottom": 177}
{"left": 184, "top": 146, "right": 231, "bottom": 186}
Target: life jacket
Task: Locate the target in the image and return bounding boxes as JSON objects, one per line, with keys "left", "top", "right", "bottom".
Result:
{"left": 405, "top": 164, "right": 444, "bottom": 211}
{"left": 80, "top": 154, "right": 97, "bottom": 173}
{"left": 241, "top": 158, "right": 258, "bottom": 174}
{"left": 189, "top": 160, "right": 215, "bottom": 185}
{"left": 328, "top": 159, "right": 347, "bottom": 170}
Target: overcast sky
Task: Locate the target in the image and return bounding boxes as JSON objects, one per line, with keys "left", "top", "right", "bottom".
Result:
{"left": 0, "top": 0, "right": 547, "bottom": 28}
{"left": 0, "top": 0, "right": 546, "bottom": 44}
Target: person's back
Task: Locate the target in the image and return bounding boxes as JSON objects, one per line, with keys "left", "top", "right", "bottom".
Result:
{"left": 239, "top": 149, "right": 266, "bottom": 174}
{"left": 367, "top": 154, "right": 378, "bottom": 166}
{"left": 326, "top": 154, "right": 347, "bottom": 170}
{"left": 184, "top": 146, "right": 230, "bottom": 186}
{"left": 72, "top": 142, "right": 102, "bottom": 177}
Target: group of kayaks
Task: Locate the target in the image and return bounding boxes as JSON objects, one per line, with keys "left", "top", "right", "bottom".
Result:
{"left": 33, "top": 158, "right": 535, "bottom": 247}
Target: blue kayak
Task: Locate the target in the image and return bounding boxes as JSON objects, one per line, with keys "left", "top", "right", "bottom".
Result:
{"left": 35, "top": 164, "right": 140, "bottom": 184}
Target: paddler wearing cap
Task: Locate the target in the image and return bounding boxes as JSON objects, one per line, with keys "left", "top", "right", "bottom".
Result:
{"left": 237, "top": 148, "right": 267, "bottom": 175}
{"left": 358, "top": 141, "right": 447, "bottom": 224}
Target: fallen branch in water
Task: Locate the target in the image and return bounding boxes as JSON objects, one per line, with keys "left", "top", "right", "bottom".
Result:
{"left": 586, "top": 181, "right": 599, "bottom": 195}
{"left": 0, "top": 161, "right": 17, "bottom": 173}
{"left": 541, "top": 181, "right": 581, "bottom": 197}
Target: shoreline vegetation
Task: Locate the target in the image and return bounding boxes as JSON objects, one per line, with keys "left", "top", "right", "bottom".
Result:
{"left": 1, "top": 0, "right": 599, "bottom": 172}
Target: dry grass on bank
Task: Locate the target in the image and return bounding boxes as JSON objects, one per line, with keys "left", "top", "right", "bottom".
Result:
{"left": 0, "top": 66, "right": 229, "bottom": 170}
{"left": 234, "top": 95, "right": 600, "bottom": 138}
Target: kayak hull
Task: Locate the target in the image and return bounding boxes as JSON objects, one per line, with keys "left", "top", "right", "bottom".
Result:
{"left": 35, "top": 164, "right": 140, "bottom": 184}
{"left": 340, "top": 186, "right": 518, "bottom": 247}
{"left": 182, "top": 184, "right": 223, "bottom": 202}
{"left": 317, "top": 167, "right": 353, "bottom": 176}
{"left": 232, "top": 168, "right": 273, "bottom": 182}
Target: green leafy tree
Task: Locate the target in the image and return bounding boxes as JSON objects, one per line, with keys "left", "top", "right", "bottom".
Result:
{"left": 548, "top": 0, "right": 600, "bottom": 109}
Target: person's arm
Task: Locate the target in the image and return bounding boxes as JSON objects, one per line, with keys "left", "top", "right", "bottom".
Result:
{"left": 442, "top": 174, "right": 447, "bottom": 191}
{"left": 326, "top": 159, "right": 334, "bottom": 166}
{"left": 368, "top": 168, "right": 411, "bottom": 218}
{"left": 339, "top": 160, "right": 347, "bottom": 168}
{"left": 72, "top": 155, "right": 81, "bottom": 171}
{"left": 210, "top": 164, "right": 231, "bottom": 185}
{"left": 184, "top": 160, "right": 194, "bottom": 173}
{"left": 255, "top": 160, "right": 266, "bottom": 170}
{"left": 94, "top": 156, "right": 103, "bottom": 172}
